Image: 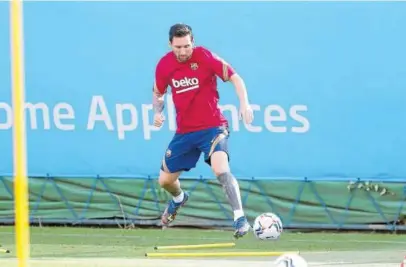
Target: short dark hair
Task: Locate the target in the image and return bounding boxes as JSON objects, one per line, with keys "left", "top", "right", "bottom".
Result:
{"left": 169, "top": 23, "right": 193, "bottom": 42}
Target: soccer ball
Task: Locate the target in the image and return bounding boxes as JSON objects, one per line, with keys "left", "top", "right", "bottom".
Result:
{"left": 275, "top": 253, "right": 308, "bottom": 267}
{"left": 252, "top": 212, "right": 283, "bottom": 240}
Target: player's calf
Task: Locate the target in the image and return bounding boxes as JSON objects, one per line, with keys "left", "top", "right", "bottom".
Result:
{"left": 217, "top": 172, "right": 244, "bottom": 219}
{"left": 159, "top": 174, "right": 183, "bottom": 197}
{"left": 158, "top": 169, "right": 189, "bottom": 226}
{"left": 211, "top": 151, "right": 250, "bottom": 237}
{"left": 217, "top": 171, "right": 251, "bottom": 236}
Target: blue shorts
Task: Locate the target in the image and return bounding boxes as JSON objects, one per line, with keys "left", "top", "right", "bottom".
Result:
{"left": 161, "top": 126, "right": 230, "bottom": 173}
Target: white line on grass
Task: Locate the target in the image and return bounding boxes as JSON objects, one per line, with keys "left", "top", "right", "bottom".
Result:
{"left": 0, "top": 258, "right": 400, "bottom": 267}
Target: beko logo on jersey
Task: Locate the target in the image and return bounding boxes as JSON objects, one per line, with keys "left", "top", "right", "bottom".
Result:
{"left": 172, "top": 77, "right": 198, "bottom": 88}
{"left": 172, "top": 77, "right": 199, "bottom": 94}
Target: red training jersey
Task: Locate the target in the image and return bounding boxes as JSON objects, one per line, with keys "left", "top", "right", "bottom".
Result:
{"left": 154, "top": 46, "right": 236, "bottom": 134}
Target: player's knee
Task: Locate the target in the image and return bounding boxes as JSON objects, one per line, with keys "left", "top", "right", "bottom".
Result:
{"left": 158, "top": 169, "right": 180, "bottom": 187}
{"left": 210, "top": 151, "right": 230, "bottom": 177}
{"left": 158, "top": 171, "right": 172, "bottom": 187}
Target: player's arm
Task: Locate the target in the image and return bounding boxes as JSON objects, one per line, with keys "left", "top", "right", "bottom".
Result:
{"left": 203, "top": 48, "right": 250, "bottom": 106}
{"left": 152, "top": 60, "right": 168, "bottom": 127}
{"left": 152, "top": 81, "right": 165, "bottom": 114}
{"left": 229, "top": 73, "right": 250, "bottom": 109}
{"left": 229, "top": 73, "right": 253, "bottom": 124}
{"left": 204, "top": 49, "right": 254, "bottom": 124}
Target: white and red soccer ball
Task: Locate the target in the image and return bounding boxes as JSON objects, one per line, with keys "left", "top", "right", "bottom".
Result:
{"left": 252, "top": 212, "right": 283, "bottom": 240}
{"left": 275, "top": 253, "right": 308, "bottom": 267}
{"left": 401, "top": 256, "right": 406, "bottom": 267}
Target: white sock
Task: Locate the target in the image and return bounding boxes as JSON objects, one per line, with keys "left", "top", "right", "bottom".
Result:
{"left": 233, "top": 209, "right": 244, "bottom": 221}
{"left": 173, "top": 191, "right": 184, "bottom": 203}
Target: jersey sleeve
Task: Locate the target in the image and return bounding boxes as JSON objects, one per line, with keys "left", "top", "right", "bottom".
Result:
{"left": 201, "top": 48, "right": 236, "bottom": 82}
{"left": 154, "top": 58, "right": 169, "bottom": 95}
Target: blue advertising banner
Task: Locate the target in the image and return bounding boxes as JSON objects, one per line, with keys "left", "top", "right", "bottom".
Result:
{"left": 0, "top": 2, "right": 405, "bottom": 179}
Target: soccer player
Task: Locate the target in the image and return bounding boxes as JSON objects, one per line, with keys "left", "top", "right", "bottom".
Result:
{"left": 152, "top": 23, "right": 254, "bottom": 239}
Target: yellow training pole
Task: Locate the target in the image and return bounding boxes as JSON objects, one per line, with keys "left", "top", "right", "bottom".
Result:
{"left": 145, "top": 251, "right": 300, "bottom": 258}
{"left": 154, "top": 242, "right": 235, "bottom": 250}
{"left": 10, "top": 0, "right": 30, "bottom": 266}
